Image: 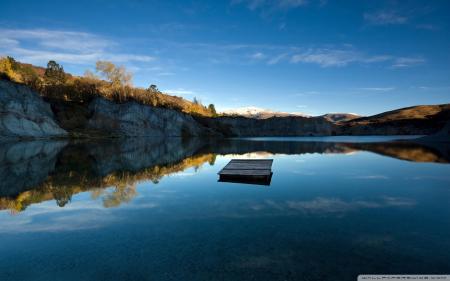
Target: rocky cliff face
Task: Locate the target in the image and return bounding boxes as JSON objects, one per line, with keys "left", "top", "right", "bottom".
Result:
{"left": 3, "top": 79, "right": 449, "bottom": 139}
{"left": 0, "top": 80, "right": 67, "bottom": 138}
{"left": 87, "top": 98, "right": 211, "bottom": 137}
{"left": 196, "top": 116, "right": 336, "bottom": 137}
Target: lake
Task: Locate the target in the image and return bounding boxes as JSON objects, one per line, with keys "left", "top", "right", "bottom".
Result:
{"left": 0, "top": 137, "right": 449, "bottom": 281}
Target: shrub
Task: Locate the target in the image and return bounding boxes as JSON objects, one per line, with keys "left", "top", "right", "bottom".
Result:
{"left": 0, "top": 57, "right": 216, "bottom": 117}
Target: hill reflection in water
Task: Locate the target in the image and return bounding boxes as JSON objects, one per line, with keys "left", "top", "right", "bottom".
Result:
{"left": 0, "top": 137, "right": 448, "bottom": 213}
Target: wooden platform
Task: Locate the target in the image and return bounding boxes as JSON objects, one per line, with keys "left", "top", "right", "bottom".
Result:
{"left": 218, "top": 159, "right": 273, "bottom": 185}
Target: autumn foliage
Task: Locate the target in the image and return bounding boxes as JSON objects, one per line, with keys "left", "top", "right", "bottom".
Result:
{"left": 0, "top": 56, "right": 216, "bottom": 117}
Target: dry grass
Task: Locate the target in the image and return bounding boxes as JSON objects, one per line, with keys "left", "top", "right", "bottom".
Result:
{"left": 1, "top": 57, "right": 215, "bottom": 117}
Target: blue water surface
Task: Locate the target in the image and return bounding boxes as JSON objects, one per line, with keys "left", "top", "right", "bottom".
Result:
{"left": 0, "top": 138, "right": 449, "bottom": 281}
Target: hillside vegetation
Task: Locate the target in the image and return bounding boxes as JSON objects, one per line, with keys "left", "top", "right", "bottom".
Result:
{"left": 322, "top": 113, "right": 361, "bottom": 123}
{"left": 0, "top": 56, "right": 217, "bottom": 117}
{"left": 338, "top": 104, "right": 450, "bottom": 135}
{"left": 347, "top": 104, "right": 450, "bottom": 124}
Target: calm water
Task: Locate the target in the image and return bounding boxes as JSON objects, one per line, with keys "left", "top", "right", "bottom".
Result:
{"left": 0, "top": 137, "right": 449, "bottom": 281}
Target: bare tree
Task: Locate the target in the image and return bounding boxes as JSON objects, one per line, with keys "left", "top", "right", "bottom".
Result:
{"left": 95, "top": 61, "right": 132, "bottom": 87}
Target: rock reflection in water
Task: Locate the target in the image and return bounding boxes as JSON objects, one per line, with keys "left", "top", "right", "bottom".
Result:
{"left": 0, "top": 138, "right": 448, "bottom": 213}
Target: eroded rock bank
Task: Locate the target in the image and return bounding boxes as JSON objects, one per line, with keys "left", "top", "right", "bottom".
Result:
{"left": 0, "top": 80, "right": 67, "bottom": 138}
{"left": 0, "top": 79, "right": 214, "bottom": 138}
{"left": 1, "top": 79, "right": 449, "bottom": 139}
{"left": 87, "top": 98, "right": 211, "bottom": 137}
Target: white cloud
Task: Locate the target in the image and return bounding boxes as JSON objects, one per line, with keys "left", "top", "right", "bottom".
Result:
{"left": 250, "top": 52, "right": 266, "bottom": 59}
{"left": 291, "top": 49, "right": 355, "bottom": 67}
{"left": 0, "top": 28, "right": 426, "bottom": 73}
{"left": 0, "top": 29, "right": 112, "bottom": 52}
{"left": 0, "top": 28, "right": 155, "bottom": 66}
{"left": 163, "top": 88, "right": 195, "bottom": 95}
{"left": 358, "top": 87, "right": 395, "bottom": 92}
{"left": 415, "top": 24, "right": 438, "bottom": 30}
{"left": 156, "top": 72, "right": 175, "bottom": 76}
{"left": 287, "top": 48, "right": 425, "bottom": 69}
{"left": 292, "top": 91, "right": 320, "bottom": 97}
{"left": 391, "top": 57, "right": 426, "bottom": 68}
{"left": 267, "top": 53, "right": 288, "bottom": 65}
{"left": 147, "top": 41, "right": 424, "bottom": 70}
{"left": 350, "top": 175, "right": 390, "bottom": 180}
{"left": 0, "top": 37, "right": 19, "bottom": 48}
{"left": 364, "top": 10, "right": 408, "bottom": 25}
{"left": 232, "top": 0, "right": 308, "bottom": 11}
{"left": 290, "top": 48, "right": 392, "bottom": 67}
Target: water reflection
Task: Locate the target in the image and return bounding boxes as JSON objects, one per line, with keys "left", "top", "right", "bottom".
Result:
{"left": 0, "top": 138, "right": 448, "bottom": 213}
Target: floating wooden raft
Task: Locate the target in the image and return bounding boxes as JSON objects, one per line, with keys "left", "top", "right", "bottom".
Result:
{"left": 218, "top": 159, "right": 273, "bottom": 185}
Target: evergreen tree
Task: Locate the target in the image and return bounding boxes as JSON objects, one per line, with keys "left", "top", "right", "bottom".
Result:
{"left": 44, "top": 60, "right": 66, "bottom": 84}
{"left": 208, "top": 104, "right": 217, "bottom": 116}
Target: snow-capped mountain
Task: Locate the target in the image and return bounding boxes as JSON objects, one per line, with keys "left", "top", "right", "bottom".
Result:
{"left": 221, "top": 106, "right": 309, "bottom": 119}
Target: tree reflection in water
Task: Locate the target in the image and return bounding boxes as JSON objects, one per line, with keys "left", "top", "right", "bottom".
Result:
{"left": 0, "top": 137, "right": 448, "bottom": 213}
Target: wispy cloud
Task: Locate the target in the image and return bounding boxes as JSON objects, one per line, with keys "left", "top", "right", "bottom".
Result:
{"left": 358, "top": 87, "right": 395, "bottom": 92}
{"left": 267, "top": 53, "right": 288, "bottom": 65}
{"left": 232, "top": 0, "right": 308, "bottom": 11}
{"left": 350, "top": 175, "right": 390, "bottom": 180}
{"left": 391, "top": 57, "right": 426, "bottom": 68}
{"left": 290, "top": 48, "right": 391, "bottom": 67}
{"left": 285, "top": 47, "right": 425, "bottom": 69}
{"left": 364, "top": 10, "right": 408, "bottom": 25}
{"left": 161, "top": 88, "right": 210, "bottom": 102}
{"left": 415, "top": 23, "right": 439, "bottom": 30}
{"left": 156, "top": 72, "right": 175, "bottom": 76}
{"left": 291, "top": 91, "right": 320, "bottom": 97}
{"left": 163, "top": 88, "right": 196, "bottom": 95}
{"left": 284, "top": 196, "right": 415, "bottom": 215}
{"left": 0, "top": 28, "right": 427, "bottom": 73}
{"left": 0, "top": 29, "right": 112, "bottom": 52}
{"left": 250, "top": 52, "right": 266, "bottom": 60}
{"left": 0, "top": 28, "right": 155, "bottom": 66}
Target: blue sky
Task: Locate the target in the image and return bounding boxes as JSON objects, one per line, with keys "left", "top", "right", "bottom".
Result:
{"left": 1, "top": 0, "right": 449, "bottom": 115}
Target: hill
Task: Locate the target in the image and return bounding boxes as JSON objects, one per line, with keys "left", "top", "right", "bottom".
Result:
{"left": 322, "top": 113, "right": 361, "bottom": 123}
{"left": 347, "top": 104, "right": 450, "bottom": 124}
{"left": 338, "top": 104, "right": 450, "bottom": 135}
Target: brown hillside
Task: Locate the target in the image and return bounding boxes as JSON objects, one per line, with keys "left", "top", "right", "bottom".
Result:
{"left": 338, "top": 104, "right": 450, "bottom": 135}
{"left": 347, "top": 104, "right": 450, "bottom": 124}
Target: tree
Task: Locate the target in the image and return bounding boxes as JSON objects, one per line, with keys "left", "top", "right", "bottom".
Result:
{"left": 148, "top": 84, "right": 159, "bottom": 93}
{"left": 84, "top": 70, "right": 99, "bottom": 80}
{"left": 44, "top": 60, "right": 66, "bottom": 84}
{"left": 6, "top": 56, "right": 18, "bottom": 70}
{"left": 208, "top": 104, "right": 217, "bottom": 116}
{"left": 0, "top": 56, "right": 21, "bottom": 82}
{"left": 95, "top": 60, "right": 132, "bottom": 87}
{"left": 19, "top": 64, "right": 39, "bottom": 86}
{"left": 193, "top": 97, "right": 201, "bottom": 105}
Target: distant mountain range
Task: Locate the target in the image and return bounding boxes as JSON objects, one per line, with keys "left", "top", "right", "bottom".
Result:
{"left": 221, "top": 106, "right": 308, "bottom": 119}
{"left": 222, "top": 107, "right": 361, "bottom": 122}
